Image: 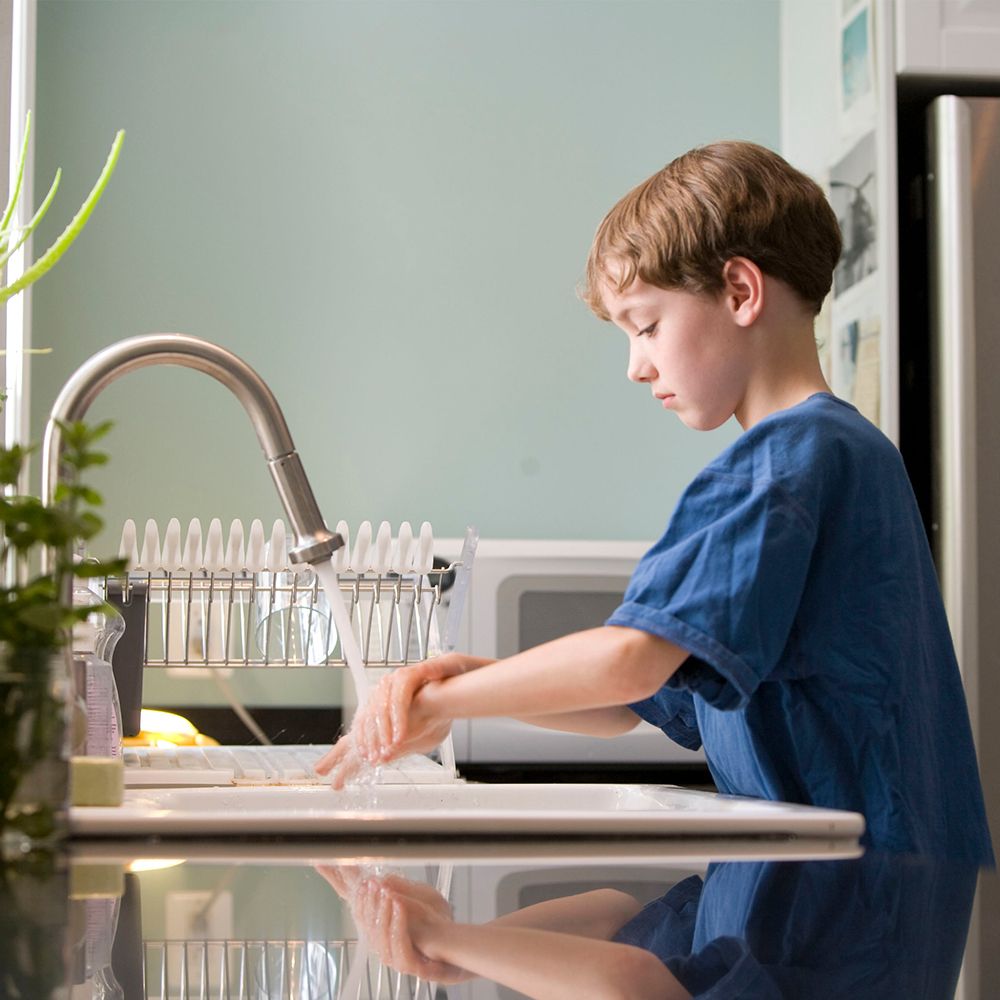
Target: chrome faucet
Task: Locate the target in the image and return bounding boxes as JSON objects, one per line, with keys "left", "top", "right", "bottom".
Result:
{"left": 41, "top": 333, "right": 342, "bottom": 568}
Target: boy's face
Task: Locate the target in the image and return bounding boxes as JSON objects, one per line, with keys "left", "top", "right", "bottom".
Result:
{"left": 601, "top": 273, "right": 755, "bottom": 431}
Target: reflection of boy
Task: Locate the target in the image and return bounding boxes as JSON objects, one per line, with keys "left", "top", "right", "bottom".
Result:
{"left": 317, "top": 865, "right": 688, "bottom": 999}
{"left": 615, "top": 854, "right": 978, "bottom": 998}
{"left": 318, "top": 141, "right": 993, "bottom": 865}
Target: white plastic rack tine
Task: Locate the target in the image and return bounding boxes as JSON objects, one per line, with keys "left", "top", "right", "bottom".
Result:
{"left": 246, "top": 519, "right": 266, "bottom": 572}
{"left": 119, "top": 518, "right": 139, "bottom": 569}
{"left": 350, "top": 521, "right": 372, "bottom": 574}
{"left": 182, "top": 518, "right": 203, "bottom": 570}
{"left": 373, "top": 521, "right": 392, "bottom": 575}
{"left": 161, "top": 518, "right": 183, "bottom": 572}
{"left": 204, "top": 518, "right": 225, "bottom": 572}
{"left": 414, "top": 522, "right": 434, "bottom": 575}
{"left": 265, "top": 519, "right": 287, "bottom": 573}
{"left": 139, "top": 518, "right": 161, "bottom": 571}
{"left": 393, "top": 521, "right": 414, "bottom": 575}
{"left": 225, "top": 519, "right": 246, "bottom": 571}
{"left": 333, "top": 520, "right": 350, "bottom": 572}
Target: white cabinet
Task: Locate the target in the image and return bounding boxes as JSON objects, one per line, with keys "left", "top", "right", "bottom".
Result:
{"left": 895, "top": 0, "right": 1000, "bottom": 76}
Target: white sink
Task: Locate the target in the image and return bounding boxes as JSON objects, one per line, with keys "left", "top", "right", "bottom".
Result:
{"left": 71, "top": 782, "right": 865, "bottom": 840}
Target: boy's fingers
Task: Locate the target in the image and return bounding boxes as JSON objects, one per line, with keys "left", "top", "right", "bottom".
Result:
{"left": 325, "top": 738, "right": 368, "bottom": 789}
{"left": 314, "top": 737, "right": 350, "bottom": 776}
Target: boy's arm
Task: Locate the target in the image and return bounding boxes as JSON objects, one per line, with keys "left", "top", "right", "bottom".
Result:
{"left": 419, "top": 922, "right": 689, "bottom": 1000}
{"left": 317, "top": 626, "right": 685, "bottom": 782}
{"left": 487, "top": 887, "right": 645, "bottom": 939}
{"left": 511, "top": 705, "right": 642, "bottom": 737}
{"left": 417, "top": 626, "right": 683, "bottom": 723}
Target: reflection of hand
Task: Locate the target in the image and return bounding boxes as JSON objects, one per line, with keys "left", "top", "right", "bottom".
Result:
{"left": 314, "top": 863, "right": 365, "bottom": 902}
{"left": 317, "top": 867, "right": 471, "bottom": 985}
{"left": 316, "top": 655, "right": 472, "bottom": 788}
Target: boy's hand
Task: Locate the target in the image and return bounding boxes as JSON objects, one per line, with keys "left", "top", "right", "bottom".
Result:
{"left": 315, "top": 653, "right": 472, "bottom": 787}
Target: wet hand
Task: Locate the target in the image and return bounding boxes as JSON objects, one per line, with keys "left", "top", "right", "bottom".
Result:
{"left": 315, "top": 657, "right": 463, "bottom": 787}
{"left": 313, "top": 730, "right": 374, "bottom": 788}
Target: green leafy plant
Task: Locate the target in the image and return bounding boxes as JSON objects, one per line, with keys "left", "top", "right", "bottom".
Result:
{"left": 0, "top": 424, "right": 126, "bottom": 842}
{"left": 0, "top": 421, "right": 126, "bottom": 649}
{"left": 0, "top": 115, "right": 126, "bottom": 850}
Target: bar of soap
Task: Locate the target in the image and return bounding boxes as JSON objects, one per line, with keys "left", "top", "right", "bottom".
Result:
{"left": 70, "top": 863, "right": 125, "bottom": 899}
{"left": 71, "top": 756, "right": 124, "bottom": 807}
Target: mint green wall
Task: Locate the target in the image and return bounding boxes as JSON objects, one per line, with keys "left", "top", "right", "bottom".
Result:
{"left": 30, "top": 1, "right": 778, "bottom": 708}
{"left": 31, "top": 0, "right": 778, "bottom": 548}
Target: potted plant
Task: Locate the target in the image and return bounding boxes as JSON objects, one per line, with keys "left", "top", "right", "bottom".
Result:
{"left": 0, "top": 114, "right": 125, "bottom": 856}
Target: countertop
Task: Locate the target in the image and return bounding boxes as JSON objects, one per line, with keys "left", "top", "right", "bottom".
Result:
{"left": 3, "top": 837, "right": 996, "bottom": 998}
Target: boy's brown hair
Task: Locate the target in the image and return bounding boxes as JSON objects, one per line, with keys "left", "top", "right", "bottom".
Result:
{"left": 582, "top": 141, "right": 842, "bottom": 318}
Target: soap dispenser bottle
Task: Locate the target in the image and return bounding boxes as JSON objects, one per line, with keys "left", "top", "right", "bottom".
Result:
{"left": 72, "top": 583, "right": 125, "bottom": 759}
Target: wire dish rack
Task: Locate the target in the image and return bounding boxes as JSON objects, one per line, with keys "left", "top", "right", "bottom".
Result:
{"left": 106, "top": 525, "right": 477, "bottom": 671}
{"left": 141, "top": 937, "right": 441, "bottom": 1000}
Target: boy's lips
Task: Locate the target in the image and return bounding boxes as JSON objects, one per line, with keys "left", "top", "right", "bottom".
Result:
{"left": 655, "top": 392, "right": 677, "bottom": 408}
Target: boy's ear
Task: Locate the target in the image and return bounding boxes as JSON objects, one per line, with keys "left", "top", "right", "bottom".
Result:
{"left": 721, "top": 257, "right": 764, "bottom": 327}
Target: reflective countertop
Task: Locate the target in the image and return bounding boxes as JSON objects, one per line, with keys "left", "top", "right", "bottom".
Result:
{"left": 3, "top": 837, "right": 996, "bottom": 999}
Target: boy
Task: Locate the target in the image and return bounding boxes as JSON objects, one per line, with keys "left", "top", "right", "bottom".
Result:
{"left": 317, "top": 141, "right": 993, "bottom": 864}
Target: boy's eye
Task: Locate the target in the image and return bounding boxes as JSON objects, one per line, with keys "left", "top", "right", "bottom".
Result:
{"left": 638, "top": 322, "right": 658, "bottom": 337}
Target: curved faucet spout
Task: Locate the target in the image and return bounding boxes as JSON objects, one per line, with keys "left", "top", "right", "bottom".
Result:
{"left": 41, "top": 333, "right": 342, "bottom": 567}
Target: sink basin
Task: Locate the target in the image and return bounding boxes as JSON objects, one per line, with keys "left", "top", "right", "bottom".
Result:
{"left": 70, "top": 782, "right": 865, "bottom": 840}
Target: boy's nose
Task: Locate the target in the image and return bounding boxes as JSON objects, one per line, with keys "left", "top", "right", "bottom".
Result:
{"left": 627, "top": 342, "right": 655, "bottom": 383}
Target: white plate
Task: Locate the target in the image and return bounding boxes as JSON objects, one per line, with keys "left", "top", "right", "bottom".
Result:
{"left": 71, "top": 782, "right": 865, "bottom": 839}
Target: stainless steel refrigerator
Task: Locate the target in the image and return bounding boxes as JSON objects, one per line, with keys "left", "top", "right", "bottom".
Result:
{"left": 899, "top": 88, "right": 1000, "bottom": 989}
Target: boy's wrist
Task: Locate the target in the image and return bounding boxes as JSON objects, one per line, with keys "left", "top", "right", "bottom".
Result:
{"left": 413, "top": 679, "right": 448, "bottom": 724}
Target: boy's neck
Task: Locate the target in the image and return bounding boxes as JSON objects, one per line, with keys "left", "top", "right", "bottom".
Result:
{"left": 737, "top": 371, "right": 831, "bottom": 430}
{"left": 736, "top": 287, "right": 831, "bottom": 430}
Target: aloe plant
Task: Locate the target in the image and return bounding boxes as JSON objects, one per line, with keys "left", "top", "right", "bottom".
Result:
{"left": 0, "top": 111, "right": 124, "bottom": 308}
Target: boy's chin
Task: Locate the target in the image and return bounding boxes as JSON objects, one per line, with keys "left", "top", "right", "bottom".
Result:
{"left": 677, "top": 410, "right": 732, "bottom": 432}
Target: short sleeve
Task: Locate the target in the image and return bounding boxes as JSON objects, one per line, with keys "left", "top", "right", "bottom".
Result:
{"left": 628, "top": 684, "right": 703, "bottom": 750}
{"left": 607, "top": 471, "right": 817, "bottom": 710}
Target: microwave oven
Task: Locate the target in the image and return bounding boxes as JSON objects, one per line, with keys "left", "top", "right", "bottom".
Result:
{"left": 435, "top": 539, "right": 707, "bottom": 779}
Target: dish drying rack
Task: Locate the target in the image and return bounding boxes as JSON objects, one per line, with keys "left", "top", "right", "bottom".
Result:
{"left": 106, "top": 518, "right": 478, "bottom": 672}
{"left": 141, "top": 935, "right": 438, "bottom": 1000}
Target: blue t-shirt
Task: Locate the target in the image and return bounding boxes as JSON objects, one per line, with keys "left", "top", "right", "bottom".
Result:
{"left": 607, "top": 393, "right": 993, "bottom": 863}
